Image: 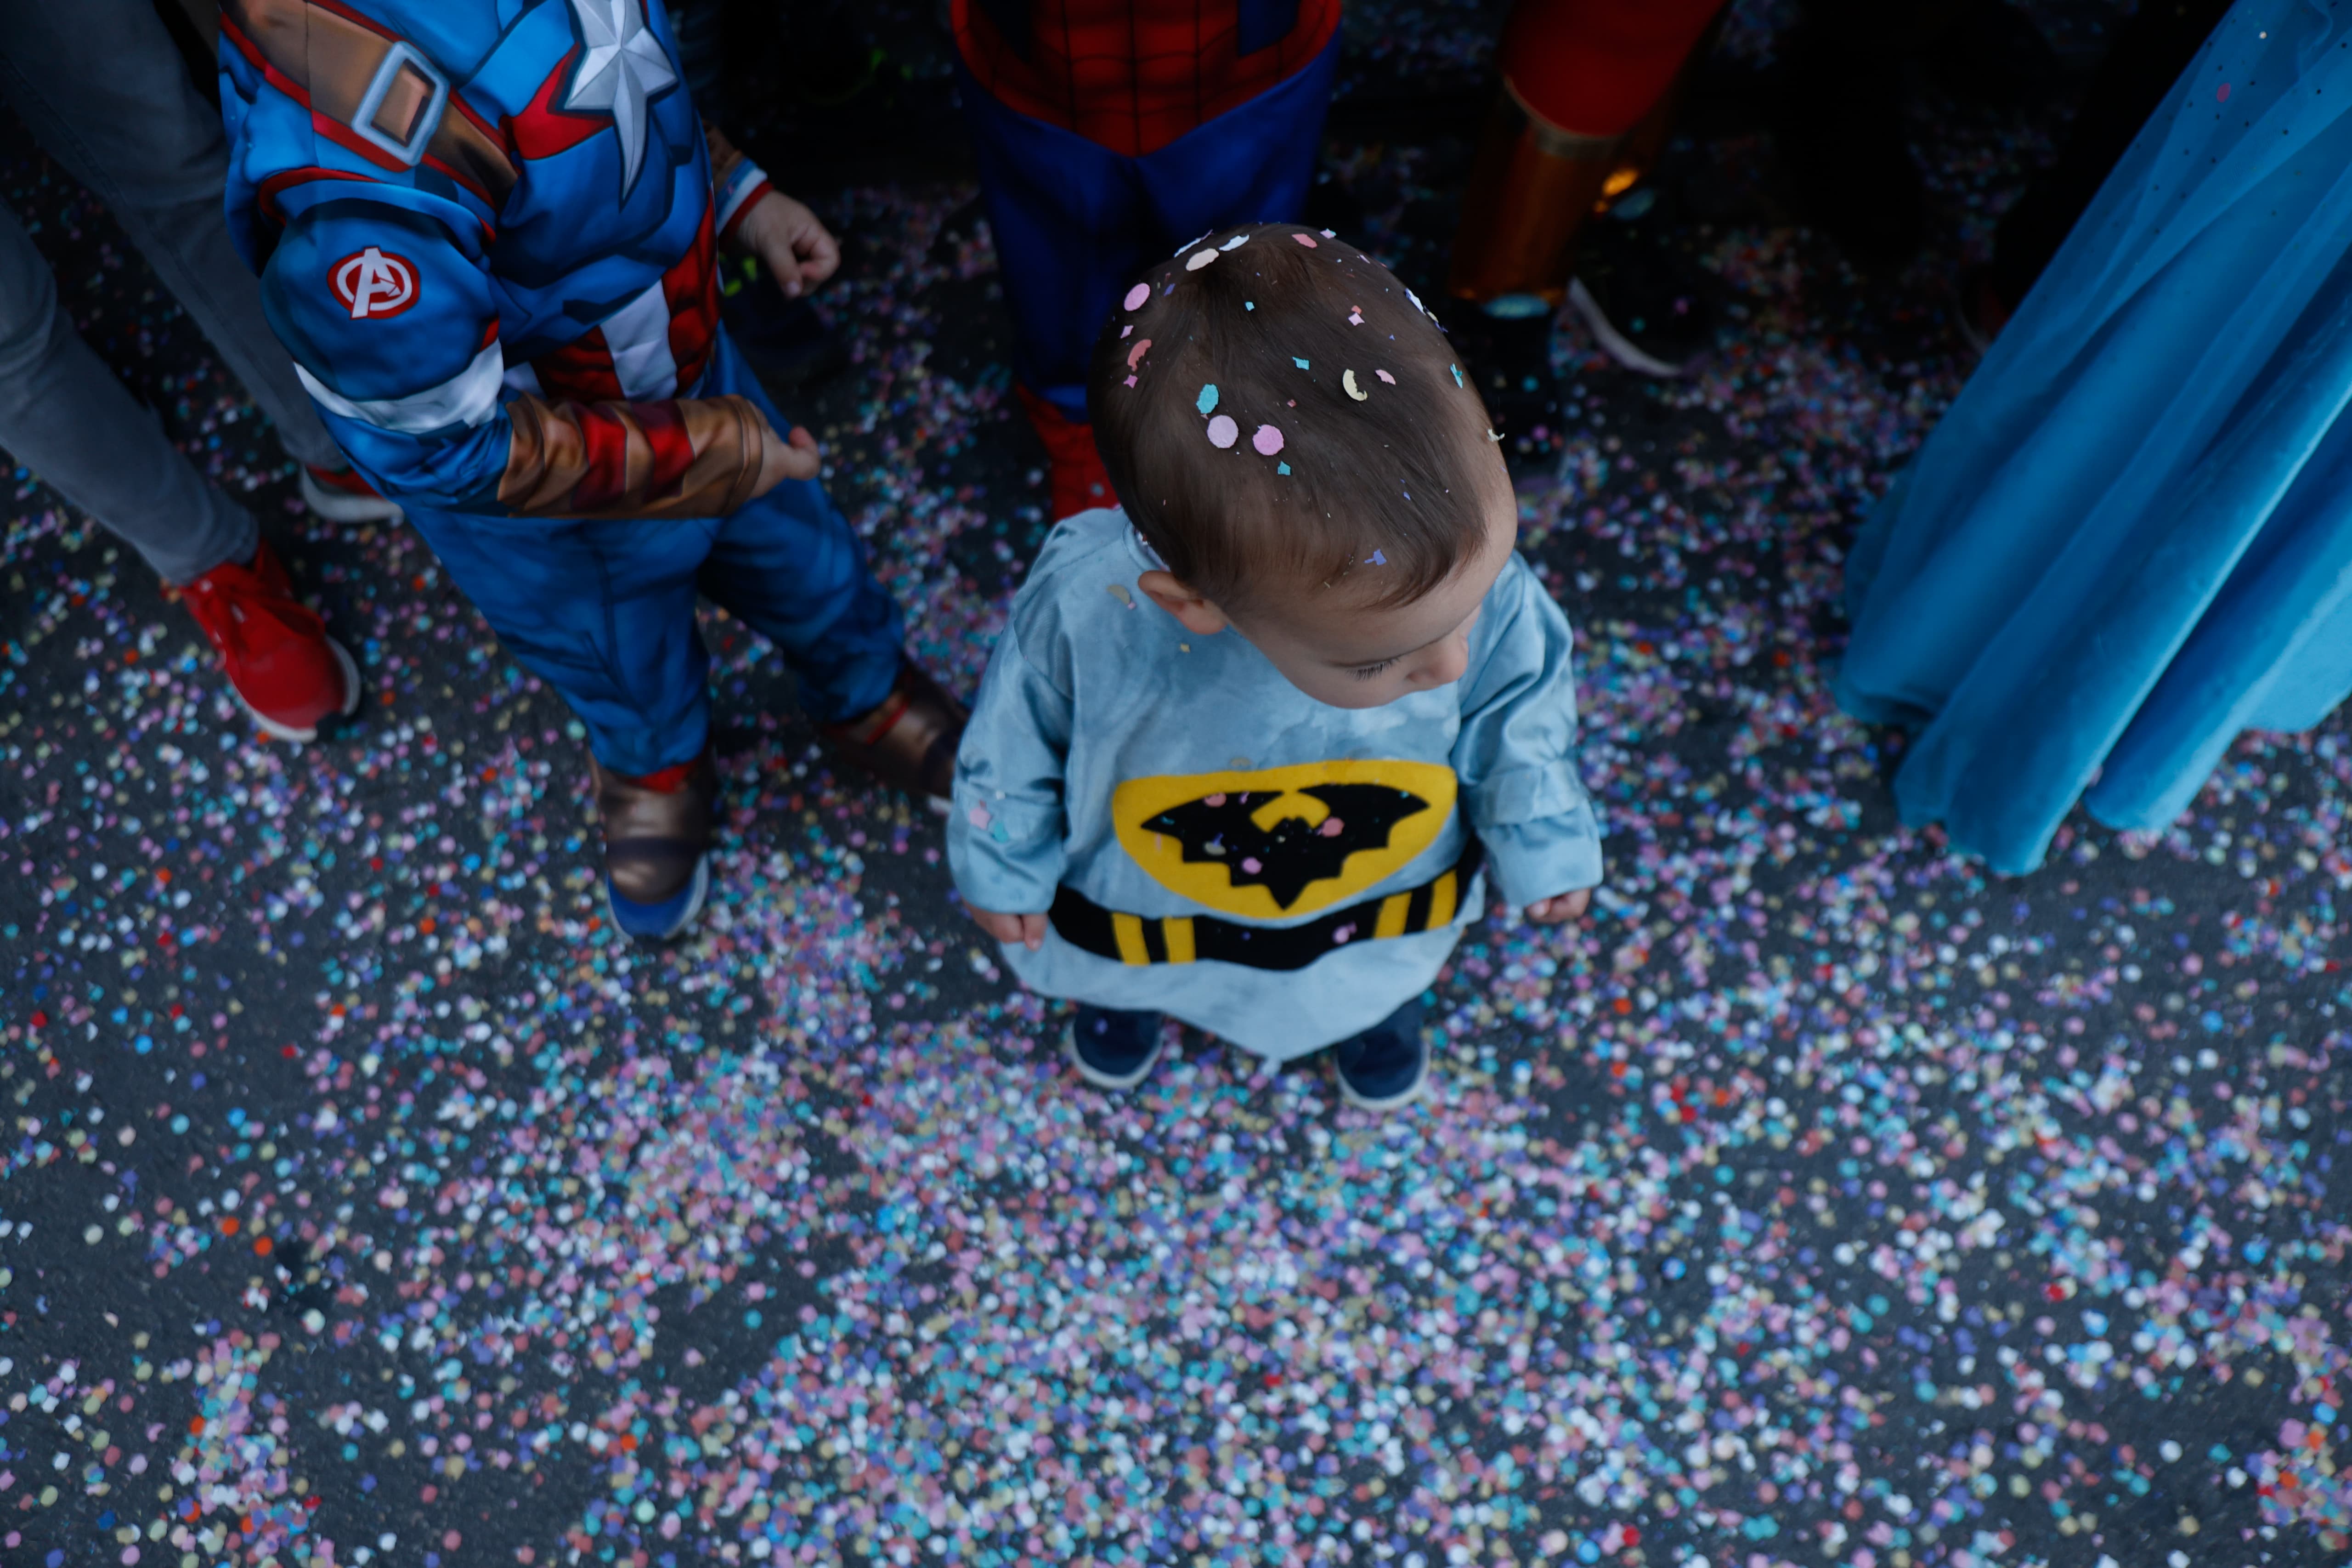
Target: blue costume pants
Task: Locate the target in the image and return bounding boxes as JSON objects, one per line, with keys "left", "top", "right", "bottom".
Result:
{"left": 402, "top": 335, "right": 904, "bottom": 777}
{"left": 956, "top": 36, "right": 1340, "bottom": 424}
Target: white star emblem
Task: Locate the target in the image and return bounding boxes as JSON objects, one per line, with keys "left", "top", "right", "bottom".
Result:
{"left": 564, "top": 0, "right": 678, "bottom": 196}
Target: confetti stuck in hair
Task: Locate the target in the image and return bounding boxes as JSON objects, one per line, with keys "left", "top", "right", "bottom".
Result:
{"left": 1450, "top": 363, "right": 1464, "bottom": 388}
{"left": 1276, "top": 461, "right": 1291, "bottom": 475}
{"left": 1184, "top": 247, "right": 1220, "bottom": 272}
{"left": 1367, "top": 549, "right": 1387, "bottom": 566}
{"left": 1123, "top": 375, "right": 1137, "bottom": 387}
{"left": 1292, "top": 232, "right": 1317, "bottom": 248}
{"left": 1347, "top": 307, "right": 1365, "bottom": 326}
{"left": 1245, "top": 302, "right": 1255, "bottom": 311}
{"left": 1252, "top": 424, "right": 1284, "bottom": 456}
{"left": 1219, "top": 233, "right": 1250, "bottom": 251}
{"left": 1127, "top": 338, "right": 1153, "bottom": 369}
{"left": 1206, "top": 414, "right": 1239, "bottom": 449}
{"left": 1487, "top": 428, "right": 1504, "bottom": 441}
{"left": 1172, "top": 231, "right": 1210, "bottom": 256}
{"left": 1342, "top": 369, "right": 1368, "bottom": 401}
{"left": 1375, "top": 369, "right": 1396, "bottom": 385}
{"left": 1292, "top": 356, "right": 1310, "bottom": 369}
{"left": 1319, "top": 228, "right": 1336, "bottom": 237}
{"left": 1195, "top": 383, "right": 1219, "bottom": 416}
{"left": 1122, "top": 283, "right": 1150, "bottom": 311}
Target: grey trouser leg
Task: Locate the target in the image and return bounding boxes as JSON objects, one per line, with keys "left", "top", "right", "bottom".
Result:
{"left": 0, "top": 199, "right": 254, "bottom": 583}
{"left": 0, "top": 0, "right": 341, "bottom": 468}
{"left": 0, "top": 0, "right": 345, "bottom": 573}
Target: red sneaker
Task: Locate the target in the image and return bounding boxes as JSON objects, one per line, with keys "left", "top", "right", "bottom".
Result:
{"left": 1016, "top": 385, "right": 1115, "bottom": 520}
{"left": 300, "top": 462, "right": 404, "bottom": 525}
{"left": 178, "top": 538, "right": 361, "bottom": 742}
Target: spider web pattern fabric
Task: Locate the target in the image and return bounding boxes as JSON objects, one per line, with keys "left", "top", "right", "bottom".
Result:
{"left": 951, "top": 0, "right": 1342, "bottom": 157}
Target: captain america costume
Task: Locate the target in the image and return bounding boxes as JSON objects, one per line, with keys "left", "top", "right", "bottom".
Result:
{"left": 213, "top": 0, "right": 905, "bottom": 780}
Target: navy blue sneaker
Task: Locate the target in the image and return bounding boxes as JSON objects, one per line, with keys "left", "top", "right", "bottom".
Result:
{"left": 1332, "top": 998, "right": 1431, "bottom": 1111}
{"left": 1064, "top": 1005, "right": 1166, "bottom": 1090}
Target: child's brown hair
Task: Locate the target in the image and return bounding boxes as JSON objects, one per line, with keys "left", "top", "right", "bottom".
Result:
{"left": 1085, "top": 223, "right": 1497, "bottom": 612}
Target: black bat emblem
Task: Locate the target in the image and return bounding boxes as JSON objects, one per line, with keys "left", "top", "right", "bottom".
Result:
{"left": 1142, "top": 784, "right": 1432, "bottom": 909}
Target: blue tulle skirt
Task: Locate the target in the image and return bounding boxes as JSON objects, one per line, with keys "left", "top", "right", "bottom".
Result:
{"left": 1837, "top": 0, "right": 2352, "bottom": 874}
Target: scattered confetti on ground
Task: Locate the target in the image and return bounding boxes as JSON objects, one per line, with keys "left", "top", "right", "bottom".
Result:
{"left": 4, "top": 6, "right": 2349, "bottom": 1568}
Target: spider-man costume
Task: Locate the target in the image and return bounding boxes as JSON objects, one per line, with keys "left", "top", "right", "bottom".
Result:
{"left": 951, "top": 0, "right": 1341, "bottom": 516}
{"left": 214, "top": 0, "right": 906, "bottom": 778}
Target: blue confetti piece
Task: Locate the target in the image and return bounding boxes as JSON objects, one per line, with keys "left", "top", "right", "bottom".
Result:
{"left": 1277, "top": 462, "right": 1291, "bottom": 475}
{"left": 1292, "top": 357, "right": 1310, "bottom": 369}
{"left": 1245, "top": 301, "right": 1255, "bottom": 311}
{"left": 1450, "top": 363, "right": 1464, "bottom": 387}
{"left": 1368, "top": 549, "right": 1385, "bottom": 565}
{"left": 1196, "top": 384, "right": 1219, "bottom": 416}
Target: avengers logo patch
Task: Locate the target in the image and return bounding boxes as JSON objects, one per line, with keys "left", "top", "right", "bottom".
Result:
{"left": 331, "top": 247, "right": 418, "bottom": 320}
{"left": 1113, "top": 761, "right": 1457, "bottom": 920}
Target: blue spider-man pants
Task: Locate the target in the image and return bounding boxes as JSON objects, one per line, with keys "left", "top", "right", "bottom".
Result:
{"left": 957, "top": 36, "right": 1340, "bottom": 424}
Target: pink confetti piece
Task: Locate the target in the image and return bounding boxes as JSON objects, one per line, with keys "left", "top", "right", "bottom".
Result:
{"left": 1375, "top": 368, "right": 1396, "bottom": 385}
{"left": 1292, "top": 233, "right": 1318, "bottom": 248}
{"left": 1252, "top": 424, "right": 1284, "bottom": 456}
{"left": 1206, "top": 414, "right": 1238, "bottom": 448}
{"left": 1126, "top": 338, "right": 1152, "bottom": 369}
{"left": 1122, "top": 283, "right": 1150, "bottom": 310}
{"left": 1317, "top": 818, "right": 1344, "bottom": 837}
{"left": 1119, "top": 324, "right": 1132, "bottom": 339}
{"left": 1347, "top": 308, "right": 1365, "bottom": 326}
{"left": 1124, "top": 375, "right": 1137, "bottom": 387}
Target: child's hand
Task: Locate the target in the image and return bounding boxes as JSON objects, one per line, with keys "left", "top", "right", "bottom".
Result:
{"left": 968, "top": 906, "right": 1048, "bottom": 951}
{"left": 733, "top": 189, "right": 841, "bottom": 299}
{"left": 752, "top": 421, "right": 821, "bottom": 495}
{"left": 1523, "top": 889, "right": 1592, "bottom": 924}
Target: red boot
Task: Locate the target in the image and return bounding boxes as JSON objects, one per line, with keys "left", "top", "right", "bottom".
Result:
{"left": 1017, "top": 385, "right": 1116, "bottom": 520}
{"left": 177, "top": 538, "right": 360, "bottom": 742}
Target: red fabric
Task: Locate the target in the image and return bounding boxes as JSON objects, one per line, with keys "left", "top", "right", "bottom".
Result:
{"left": 570, "top": 406, "right": 638, "bottom": 511}
{"left": 633, "top": 402, "right": 699, "bottom": 497}
{"left": 626, "top": 759, "right": 701, "bottom": 792}
{"left": 718, "top": 177, "right": 773, "bottom": 242}
{"left": 1499, "top": 0, "right": 1726, "bottom": 138}
{"left": 1016, "top": 385, "right": 1114, "bottom": 520}
{"left": 504, "top": 46, "right": 605, "bottom": 160}
{"left": 661, "top": 210, "right": 721, "bottom": 390}
{"left": 952, "top": 0, "right": 1342, "bottom": 158}
{"left": 535, "top": 325, "right": 627, "bottom": 403}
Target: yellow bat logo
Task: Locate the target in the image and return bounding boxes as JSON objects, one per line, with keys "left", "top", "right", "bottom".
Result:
{"left": 1113, "top": 760, "right": 1458, "bottom": 920}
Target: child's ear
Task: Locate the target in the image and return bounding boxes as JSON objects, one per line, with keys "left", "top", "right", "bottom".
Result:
{"left": 1136, "top": 570, "right": 1230, "bottom": 635}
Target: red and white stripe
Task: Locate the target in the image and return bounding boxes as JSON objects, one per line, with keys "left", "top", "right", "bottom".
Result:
{"left": 527, "top": 210, "right": 722, "bottom": 405}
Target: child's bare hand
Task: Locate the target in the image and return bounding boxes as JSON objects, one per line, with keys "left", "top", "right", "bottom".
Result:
{"left": 1523, "top": 889, "right": 1593, "bottom": 924}
{"left": 733, "top": 189, "right": 841, "bottom": 298}
{"left": 968, "top": 906, "right": 1048, "bottom": 951}
{"left": 751, "top": 421, "right": 820, "bottom": 497}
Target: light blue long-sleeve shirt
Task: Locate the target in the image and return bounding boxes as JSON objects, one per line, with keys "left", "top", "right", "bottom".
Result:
{"left": 949, "top": 507, "right": 1603, "bottom": 1058}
